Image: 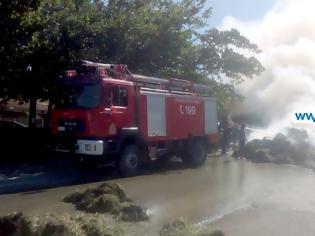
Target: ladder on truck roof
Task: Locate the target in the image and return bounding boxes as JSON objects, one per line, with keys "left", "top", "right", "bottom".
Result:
{"left": 81, "top": 60, "right": 211, "bottom": 96}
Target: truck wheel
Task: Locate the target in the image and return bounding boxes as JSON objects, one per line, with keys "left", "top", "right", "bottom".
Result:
{"left": 119, "top": 145, "right": 141, "bottom": 177}
{"left": 182, "top": 140, "right": 207, "bottom": 167}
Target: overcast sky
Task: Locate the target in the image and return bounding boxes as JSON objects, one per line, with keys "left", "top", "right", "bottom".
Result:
{"left": 208, "top": 0, "right": 276, "bottom": 26}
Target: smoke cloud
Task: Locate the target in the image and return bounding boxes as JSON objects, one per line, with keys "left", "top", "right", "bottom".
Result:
{"left": 220, "top": 0, "right": 315, "bottom": 140}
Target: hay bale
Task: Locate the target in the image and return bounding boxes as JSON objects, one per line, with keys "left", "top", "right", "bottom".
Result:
{"left": 243, "top": 129, "right": 315, "bottom": 169}
{"left": 270, "top": 134, "right": 292, "bottom": 156}
{"left": 32, "top": 214, "right": 82, "bottom": 236}
{"left": 97, "top": 183, "right": 129, "bottom": 202}
{"left": 63, "top": 183, "right": 148, "bottom": 222}
{"left": 41, "top": 221, "right": 73, "bottom": 236}
{"left": 86, "top": 194, "right": 122, "bottom": 215}
{"left": 244, "top": 139, "right": 273, "bottom": 159}
{"left": 74, "top": 191, "right": 95, "bottom": 212}
{"left": 273, "top": 154, "right": 295, "bottom": 165}
{"left": 121, "top": 204, "right": 149, "bottom": 222}
{"left": 76, "top": 213, "right": 123, "bottom": 236}
{"left": 81, "top": 219, "right": 103, "bottom": 236}
{"left": 251, "top": 149, "right": 273, "bottom": 163}
{"left": 287, "top": 128, "right": 308, "bottom": 142}
{"left": 63, "top": 191, "right": 84, "bottom": 204}
{"left": 0, "top": 213, "right": 33, "bottom": 236}
{"left": 246, "top": 139, "right": 273, "bottom": 152}
{"left": 63, "top": 183, "right": 130, "bottom": 208}
{"left": 0, "top": 212, "right": 123, "bottom": 236}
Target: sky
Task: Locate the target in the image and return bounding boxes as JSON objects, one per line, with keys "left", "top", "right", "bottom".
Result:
{"left": 208, "top": 0, "right": 276, "bottom": 26}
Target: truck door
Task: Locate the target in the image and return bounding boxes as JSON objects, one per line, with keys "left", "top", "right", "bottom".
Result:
{"left": 108, "top": 85, "right": 134, "bottom": 132}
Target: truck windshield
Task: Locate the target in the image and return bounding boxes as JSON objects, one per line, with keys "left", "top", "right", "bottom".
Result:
{"left": 54, "top": 84, "right": 101, "bottom": 109}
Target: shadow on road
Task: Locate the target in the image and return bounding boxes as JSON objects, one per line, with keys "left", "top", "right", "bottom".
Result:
{"left": 0, "top": 154, "right": 207, "bottom": 195}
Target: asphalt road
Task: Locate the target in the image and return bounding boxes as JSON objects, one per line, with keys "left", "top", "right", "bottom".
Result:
{"left": 0, "top": 155, "right": 314, "bottom": 235}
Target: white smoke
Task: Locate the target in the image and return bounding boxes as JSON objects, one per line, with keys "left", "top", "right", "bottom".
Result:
{"left": 220, "top": 0, "right": 315, "bottom": 140}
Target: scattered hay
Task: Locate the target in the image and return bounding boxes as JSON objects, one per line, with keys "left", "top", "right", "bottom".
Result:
{"left": 0, "top": 212, "right": 125, "bottom": 236}
{"left": 63, "top": 191, "right": 85, "bottom": 204}
{"left": 29, "top": 214, "right": 85, "bottom": 236}
{"left": 160, "top": 218, "right": 225, "bottom": 236}
{"left": 40, "top": 221, "right": 74, "bottom": 236}
{"left": 0, "top": 212, "right": 33, "bottom": 236}
{"left": 0, "top": 213, "right": 76, "bottom": 236}
{"left": 75, "top": 213, "right": 124, "bottom": 236}
{"left": 85, "top": 194, "right": 122, "bottom": 215}
{"left": 63, "top": 183, "right": 148, "bottom": 222}
{"left": 64, "top": 183, "right": 130, "bottom": 204}
{"left": 79, "top": 218, "right": 103, "bottom": 236}
{"left": 97, "top": 183, "right": 131, "bottom": 202}
{"left": 160, "top": 218, "right": 190, "bottom": 236}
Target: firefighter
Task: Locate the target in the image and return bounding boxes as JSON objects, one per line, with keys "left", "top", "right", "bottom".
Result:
{"left": 220, "top": 115, "right": 233, "bottom": 154}
{"left": 238, "top": 122, "right": 247, "bottom": 156}
{"left": 231, "top": 123, "right": 240, "bottom": 147}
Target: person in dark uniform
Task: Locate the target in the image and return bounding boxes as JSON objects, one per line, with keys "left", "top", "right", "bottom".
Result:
{"left": 220, "top": 116, "right": 233, "bottom": 154}
{"left": 231, "top": 123, "right": 240, "bottom": 147}
{"left": 238, "top": 122, "right": 247, "bottom": 156}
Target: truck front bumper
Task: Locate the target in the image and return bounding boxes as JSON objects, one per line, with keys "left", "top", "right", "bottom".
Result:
{"left": 75, "top": 140, "right": 104, "bottom": 155}
{"left": 51, "top": 137, "right": 116, "bottom": 157}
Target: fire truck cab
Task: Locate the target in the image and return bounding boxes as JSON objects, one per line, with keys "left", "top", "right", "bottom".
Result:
{"left": 50, "top": 61, "right": 219, "bottom": 176}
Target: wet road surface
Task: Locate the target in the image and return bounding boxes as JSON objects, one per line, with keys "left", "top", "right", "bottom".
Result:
{"left": 0, "top": 155, "right": 314, "bottom": 235}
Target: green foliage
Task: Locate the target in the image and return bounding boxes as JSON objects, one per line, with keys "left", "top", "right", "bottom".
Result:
{"left": 0, "top": 0, "right": 40, "bottom": 100}
{"left": 198, "top": 28, "right": 264, "bottom": 82}
{"left": 0, "top": 0, "right": 264, "bottom": 114}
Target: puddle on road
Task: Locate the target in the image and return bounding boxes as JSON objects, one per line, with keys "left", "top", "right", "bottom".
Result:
{"left": 117, "top": 157, "right": 314, "bottom": 228}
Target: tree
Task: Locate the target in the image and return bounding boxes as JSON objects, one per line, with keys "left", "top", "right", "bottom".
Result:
{"left": 0, "top": 0, "right": 264, "bottom": 125}
{"left": 102, "top": 0, "right": 212, "bottom": 78}
{"left": 0, "top": 0, "right": 40, "bottom": 100}
{"left": 0, "top": 0, "right": 110, "bottom": 126}
{"left": 197, "top": 28, "right": 263, "bottom": 83}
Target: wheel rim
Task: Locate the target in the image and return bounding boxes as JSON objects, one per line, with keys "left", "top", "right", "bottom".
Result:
{"left": 125, "top": 153, "right": 139, "bottom": 169}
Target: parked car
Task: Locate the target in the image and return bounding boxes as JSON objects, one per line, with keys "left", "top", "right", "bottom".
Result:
{"left": 0, "top": 120, "right": 50, "bottom": 164}
{"left": 0, "top": 120, "right": 27, "bottom": 128}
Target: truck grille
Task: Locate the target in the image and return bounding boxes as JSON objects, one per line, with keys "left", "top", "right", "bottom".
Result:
{"left": 57, "top": 119, "right": 85, "bottom": 133}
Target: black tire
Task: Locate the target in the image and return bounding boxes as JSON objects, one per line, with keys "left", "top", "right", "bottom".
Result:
{"left": 182, "top": 140, "right": 207, "bottom": 167}
{"left": 119, "top": 145, "right": 141, "bottom": 177}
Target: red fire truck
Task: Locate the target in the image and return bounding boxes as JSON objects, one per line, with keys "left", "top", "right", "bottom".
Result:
{"left": 50, "top": 61, "right": 219, "bottom": 176}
